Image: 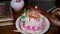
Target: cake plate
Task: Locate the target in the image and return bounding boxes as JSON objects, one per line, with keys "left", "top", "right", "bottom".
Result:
{"left": 15, "top": 15, "right": 50, "bottom": 34}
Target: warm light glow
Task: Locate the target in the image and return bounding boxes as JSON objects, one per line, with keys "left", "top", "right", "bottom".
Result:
{"left": 35, "top": 6, "right": 37, "bottom": 9}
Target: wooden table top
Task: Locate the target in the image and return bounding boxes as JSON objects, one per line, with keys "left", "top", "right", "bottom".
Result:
{"left": 0, "top": 5, "right": 59, "bottom": 34}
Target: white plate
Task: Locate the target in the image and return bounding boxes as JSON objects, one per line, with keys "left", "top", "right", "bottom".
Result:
{"left": 15, "top": 15, "right": 50, "bottom": 34}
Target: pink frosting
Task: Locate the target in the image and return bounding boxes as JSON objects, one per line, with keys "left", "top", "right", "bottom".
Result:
{"left": 37, "top": 26, "right": 41, "bottom": 30}
{"left": 22, "top": 24, "right": 26, "bottom": 28}
{"left": 27, "top": 26, "right": 30, "bottom": 30}
{"left": 32, "top": 26, "right": 36, "bottom": 31}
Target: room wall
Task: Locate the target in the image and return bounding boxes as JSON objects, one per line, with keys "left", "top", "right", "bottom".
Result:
{"left": 24, "top": 0, "right": 56, "bottom": 13}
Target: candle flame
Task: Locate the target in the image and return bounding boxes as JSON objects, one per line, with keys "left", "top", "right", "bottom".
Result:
{"left": 35, "top": 6, "right": 37, "bottom": 9}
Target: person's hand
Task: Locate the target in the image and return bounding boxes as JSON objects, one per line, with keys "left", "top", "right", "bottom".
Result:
{"left": 57, "top": 11, "right": 60, "bottom": 16}
{"left": 52, "top": 8, "right": 60, "bottom": 13}
{"left": 50, "top": 8, "right": 60, "bottom": 26}
{"left": 50, "top": 18, "right": 60, "bottom": 26}
{"left": 52, "top": 8, "right": 60, "bottom": 20}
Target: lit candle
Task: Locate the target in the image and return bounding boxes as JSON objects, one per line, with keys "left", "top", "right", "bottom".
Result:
{"left": 35, "top": 6, "right": 37, "bottom": 9}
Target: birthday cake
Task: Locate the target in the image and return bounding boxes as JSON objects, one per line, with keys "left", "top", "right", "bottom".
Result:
{"left": 19, "top": 9, "right": 46, "bottom": 34}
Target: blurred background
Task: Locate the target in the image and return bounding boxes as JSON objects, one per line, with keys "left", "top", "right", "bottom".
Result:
{"left": 0, "top": 0, "right": 60, "bottom": 13}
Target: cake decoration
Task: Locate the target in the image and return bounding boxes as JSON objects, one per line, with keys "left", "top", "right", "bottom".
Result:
{"left": 24, "top": 8, "right": 28, "bottom": 13}
{"left": 19, "top": 9, "right": 46, "bottom": 34}
{"left": 21, "top": 15, "right": 26, "bottom": 19}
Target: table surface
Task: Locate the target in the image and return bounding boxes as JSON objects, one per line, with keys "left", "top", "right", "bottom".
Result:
{"left": 0, "top": 5, "right": 59, "bottom": 34}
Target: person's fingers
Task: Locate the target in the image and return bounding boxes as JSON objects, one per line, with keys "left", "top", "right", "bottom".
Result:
{"left": 52, "top": 8, "right": 60, "bottom": 13}
{"left": 50, "top": 18, "right": 56, "bottom": 23}
{"left": 57, "top": 12, "right": 60, "bottom": 15}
